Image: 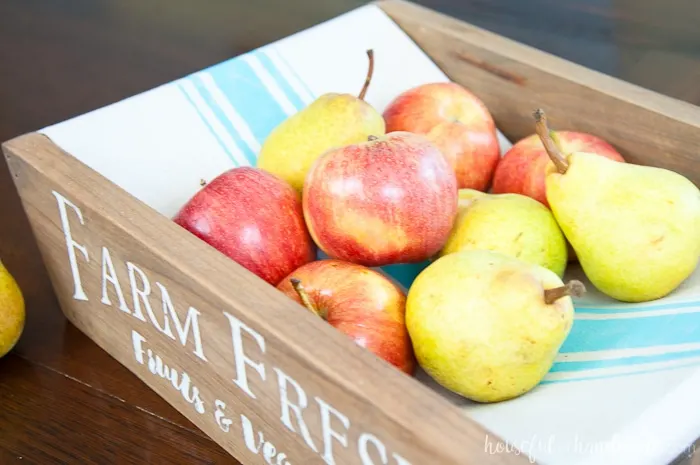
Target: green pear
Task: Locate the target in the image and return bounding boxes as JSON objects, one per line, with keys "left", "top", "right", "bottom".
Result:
{"left": 534, "top": 109, "right": 700, "bottom": 302}
{"left": 406, "top": 249, "right": 582, "bottom": 403}
{"left": 439, "top": 188, "right": 568, "bottom": 277}
{"left": 256, "top": 50, "right": 385, "bottom": 192}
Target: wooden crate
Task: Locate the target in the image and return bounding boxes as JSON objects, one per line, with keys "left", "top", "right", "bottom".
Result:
{"left": 3, "top": 1, "right": 700, "bottom": 464}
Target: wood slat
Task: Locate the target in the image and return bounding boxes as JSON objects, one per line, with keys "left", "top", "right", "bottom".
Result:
{"left": 0, "top": 142, "right": 204, "bottom": 432}
{"left": 378, "top": 0, "right": 700, "bottom": 187}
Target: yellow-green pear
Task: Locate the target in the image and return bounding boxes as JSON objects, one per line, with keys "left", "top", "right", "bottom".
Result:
{"left": 406, "top": 250, "right": 582, "bottom": 403}
{"left": 439, "top": 188, "right": 568, "bottom": 277}
{"left": 534, "top": 109, "right": 700, "bottom": 303}
{"left": 0, "top": 259, "right": 25, "bottom": 359}
{"left": 256, "top": 50, "right": 385, "bottom": 192}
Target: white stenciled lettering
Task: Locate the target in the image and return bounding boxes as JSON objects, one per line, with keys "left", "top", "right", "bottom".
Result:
{"left": 223, "top": 311, "right": 266, "bottom": 399}
{"left": 126, "top": 262, "right": 174, "bottom": 324}
{"left": 392, "top": 453, "right": 413, "bottom": 465}
{"left": 155, "top": 282, "right": 207, "bottom": 362}
{"left": 146, "top": 348, "right": 206, "bottom": 414}
{"left": 131, "top": 329, "right": 205, "bottom": 414}
{"left": 241, "top": 413, "right": 264, "bottom": 454}
{"left": 316, "top": 397, "right": 350, "bottom": 465}
{"left": 125, "top": 261, "right": 152, "bottom": 323}
{"left": 273, "top": 367, "right": 318, "bottom": 453}
{"left": 275, "top": 453, "right": 289, "bottom": 465}
{"left": 132, "top": 329, "right": 147, "bottom": 364}
{"left": 100, "top": 246, "right": 130, "bottom": 313}
{"left": 359, "top": 433, "right": 388, "bottom": 465}
{"left": 240, "top": 414, "right": 291, "bottom": 465}
{"left": 262, "top": 442, "right": 278, "bottom": 464}
{"left": 52, "top": 190, "right": 90, "bottom": 301}
{"left": 214, "top": 400, "right": 234, "bottom": 433}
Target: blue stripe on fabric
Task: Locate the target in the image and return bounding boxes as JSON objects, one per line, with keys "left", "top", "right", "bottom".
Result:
{"left": 540, "top": 359, "right": 700, "bottom": 384}
{"left": 274, "top": 47, "right": 316, "bottom": 100}
{"left": 575, "top": 300, "right": 700, "bottom": 314}
{"left": 550, "top": 349, "right": 700, "bottom": 373}
{"left": 188, "top": 73, "right": 256, "bottom": 166}
{"left": 559, "top": 312, "right": 700, "bottom": 353}
{"left": 256, "top": 51, "right": 305, "bottom": 111}
{"left": 205, "top": 53, "right": 289, "bottom": 151}
{"left": 176, "top": 80, "right": 238, "bottom": 165}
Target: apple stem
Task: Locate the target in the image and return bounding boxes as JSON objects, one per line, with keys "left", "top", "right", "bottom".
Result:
{"left": 358, "top": 49, "right": 375, "bottom": 101}
{"left": 533, "top": 109, "right": 569, "bottom": 174}
{"left": 544, "top": 280, "right": 586, "bottom": 305}
{"left": 289, "top": 278, "right": 327, "bottom": 320}
{"left": 549, "top": 129, "right": 563, "bottom": 152}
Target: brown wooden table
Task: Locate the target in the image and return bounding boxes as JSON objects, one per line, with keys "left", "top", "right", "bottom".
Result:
{"left": 1, "top": 0, "right": 699, "bottom": 463}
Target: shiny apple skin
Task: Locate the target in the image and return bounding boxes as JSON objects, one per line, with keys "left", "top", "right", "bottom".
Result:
{"left": 492, "top": 131, "right": 625, "bottom": 208}
{"left": 382, "top": 82, "right": 501, "bottom": 191}
{"left": 173, "top": 166, "right": 316, "bottom": 286}
{"left": 277, "top": 259, "right": 416, "bottom": 375}
{"left": 302, "top": 131, "right": 459, "bottom": 267}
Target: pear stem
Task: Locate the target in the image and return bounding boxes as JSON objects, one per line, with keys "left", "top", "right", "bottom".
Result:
{"left": 358, "top": 49, "right": 375, "bottom": 101}
{"left": 544, "top": 280, "right": 586, "bottom": 305}
{"left": 290, "top": 278, "right": 327, "bottom": 320}
{"left": 533, "top": 109, "right": 569, "bottom": 174}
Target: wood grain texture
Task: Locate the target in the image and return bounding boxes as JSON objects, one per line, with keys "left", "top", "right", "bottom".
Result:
{"left": 0, "top": 353, "right": 237, "bottom": 465}
{"left": 3, "top": 132, "right": 529, "bottom": 465}
{"left": 0, "top": 153, "right": 205, "bottom": 430}
{"left": 378, "top": 0, "right": 700, "bottom": 187}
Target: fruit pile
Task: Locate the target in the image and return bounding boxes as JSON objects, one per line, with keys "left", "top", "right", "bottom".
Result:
{"left": 173, "top": 50, "right": 700, "bottom": 404}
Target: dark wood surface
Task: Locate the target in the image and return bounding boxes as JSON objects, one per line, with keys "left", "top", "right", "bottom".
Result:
{"left": 1, "top": 0, "right": 699, "bottom": 463}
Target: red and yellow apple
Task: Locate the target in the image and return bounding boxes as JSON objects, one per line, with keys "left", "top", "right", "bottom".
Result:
{"left": 492, "top": 131, "right": 625, "bottom": 207}
{"left": 302, "top": 131, "right": 458, "bottom": 267}
{"left": 277, "top": 259, "right": 416, "bottom": 375}
{"left": 173, "top": 166, "right": 316, "bottom": 286}
{"left": 382, "top": 82, "right": 500, "bottom": 191}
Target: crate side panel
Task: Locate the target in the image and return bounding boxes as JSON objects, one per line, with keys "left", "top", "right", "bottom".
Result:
{"left": 378, "top": 0, "right": 700, "bottom": 187}
{"left": 2, "top": 133, "right": 532, "bottom": 465}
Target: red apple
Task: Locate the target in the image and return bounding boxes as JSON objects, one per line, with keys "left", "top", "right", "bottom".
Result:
{"left": 382, "top": 82, "right": 500, "bottom": 191}
{"left": 277, "top": 259, "right": 416, "bottom": 375}
{"left": 492, "top": 131, "right": 625, "bottom": 208}
{"left": 302, "top": 131, "right": 458, "bottom": 267}
{"left": 173, "top": 166, "right": 315, "bottom": 286}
